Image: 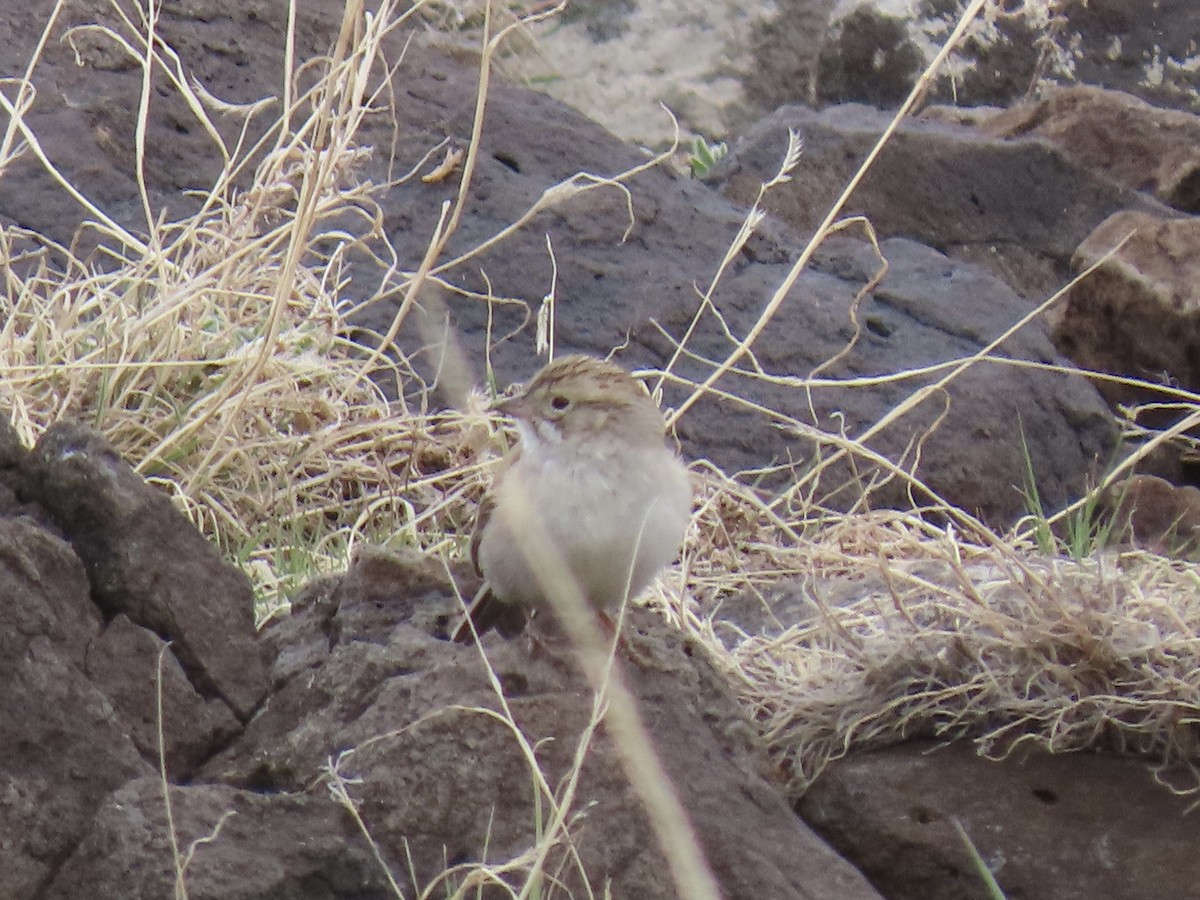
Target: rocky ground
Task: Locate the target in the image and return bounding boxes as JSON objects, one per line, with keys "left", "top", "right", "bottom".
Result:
{"left": 518, "top": 0, "right": 1200, "bottom": 147}
{"left": 2, "top": 0, "right": 1200, "bottom": 898}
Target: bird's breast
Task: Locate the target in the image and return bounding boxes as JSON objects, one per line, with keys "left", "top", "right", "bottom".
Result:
{"left": 477, "top": 441, "right": 691, "bottom": 612}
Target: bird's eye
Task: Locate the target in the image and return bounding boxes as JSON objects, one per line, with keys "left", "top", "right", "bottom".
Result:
{"left": 550, "top": 395, "right": 571, "bottom": 411}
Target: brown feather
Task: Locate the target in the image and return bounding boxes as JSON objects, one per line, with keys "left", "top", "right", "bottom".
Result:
{"left": 454, "top": 451, "right": 522, "bottom": 642}
{"left": 468, "top": 492, "right": 493, "bottom": 577}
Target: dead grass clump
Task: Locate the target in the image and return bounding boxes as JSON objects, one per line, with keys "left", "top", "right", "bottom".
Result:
{"left": 0, "top": 195, "right": 500, "bottom": 610}
{"left": 0, "top": 0, "right": 511, "bottom": 617}
{"left": 672, "top": 494, "right": 1200, "bottom": 796}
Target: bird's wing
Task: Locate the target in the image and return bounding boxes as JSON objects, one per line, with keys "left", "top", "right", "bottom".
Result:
{"left": 469, "top": 491, "right": 494, "bottom": 577}
{"left": 470, "top": 444, "right": 518, "bottom": 574}
{"left": 456, "top": 450, "right": 525, "bottom": 642}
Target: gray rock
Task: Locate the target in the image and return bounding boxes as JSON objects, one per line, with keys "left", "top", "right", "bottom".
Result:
{"left": 799, "top": 739, "right": 1200, "bottom": 900}
{"left": 814, "top": 5, "right": 925, "bottom": 109}
{"left": 0, "top": 422, "right": 276, "bottom": 892}
{"left": 713, "top": 102, "right": 1172, "bottom": 300}
{"left": 1060, "top": 0, "right": 1200, "bottom": 114}
{"left": 24, "top": 424, "right": 269, "bottom": 721}
{"left": 199, "top": 550, "right": 883, "bottom": 899}
{"left": 0, "top": 517, "right": 150, "bottom": 898}
{"left": 984, "top": 85, "right": 1200, "bottom": 214}
{"left": 1100, "top": 474, "right": 1200, "bottom": 560}
{"left": 1054, "top": 210, "right": 1200, "bottom": 413}
{"left": 797, "top": 0, "right": 1200, "bottom": 115}
{"left": 0, "top": 0, "right": 339, "bottom": 248}
{"left": 656, "top": 234, "right": 1116, "bottom": 525}
{"left": 84, "top": 614, "right": 242, "bottom": 778}
{"left": 47, "top": 779, "right": 390, "bottom": 900}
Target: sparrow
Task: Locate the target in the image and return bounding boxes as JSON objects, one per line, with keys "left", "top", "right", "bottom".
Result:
{"left": 452, "top": 354, "right": 692, "bottom": 642}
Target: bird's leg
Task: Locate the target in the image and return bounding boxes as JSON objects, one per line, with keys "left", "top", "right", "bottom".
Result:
{"left": 523, "top": 610, "right": 575, "bottom": 669}
{"left": 598, "top": 609, "right": 659, "bottom": 669}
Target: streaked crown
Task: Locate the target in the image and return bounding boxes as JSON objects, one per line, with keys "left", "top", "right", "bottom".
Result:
{"left": 497, "top": 355, "right": 667, "bottom": 445}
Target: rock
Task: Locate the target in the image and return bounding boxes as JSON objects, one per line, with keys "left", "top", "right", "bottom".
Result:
{"left": 0, "top": 413, "right": 26, "bottom": 468}
{"left": 1052, "top": 210, "right": 1200, "bottom": 413}
{"left": 985, "top": 85, "right": 1200, "bottom": 213}
{"left": 198, "top": 550, "right": 883, "bottom": 899}
{"left": 0, "top": 415, "right": 37, "bottom": 517}
{"left": 702, "top": 572, "right": 892, "bottom": 646}
{"left": 1100, "top": 474, "right": 1200, "bottom": 559}
{"left": 813, "top": 5, "right": 927, "bottom": 108}
{"left": 713, "top": 102, "right": 1172, "bottom": 301}
{"left": 0, "top": 517, "right": 151, "bottom": 899}
{"left": 662, "top": 234, "right": 1117, "bottom": 525}
{"left": 798, "top": 739, "right": 1200, "bottom": 900}
{"left": 0, "top": 417, "right": 280, "bottom": 893}
{"left": 809, "top": 2, "right": 1042, "bottom": 109}
{"left": 24, "top": 424, "right": 269, "bottom": 720}
{"left": 329, "top": 544, "right": 474, "bottom": 644}
{"left": 46, "top": 779, "right": 389, "bottom": 900}
{"left": 0, "top": 0, "right": 343, "bottom": 250}
{"left": 801, "top": 0, "right": 1200, "bottom": 115}
{"left": 84, "top": 615, "right": 242, "bottom": 779}
{"left": 1056, "top": 0, "right": 1200, "bottom": 115}
{"left": 743, "top": 0, "right": 838, "bottom": 116}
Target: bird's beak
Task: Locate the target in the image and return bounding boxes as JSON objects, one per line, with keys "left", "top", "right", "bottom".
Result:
{"left": 491, "top": 393, "right": 531, "bottom": 420}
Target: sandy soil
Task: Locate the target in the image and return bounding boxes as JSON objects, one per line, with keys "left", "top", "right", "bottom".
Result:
{"left": 517, "top": 0, "right": 792, "bottom": 147}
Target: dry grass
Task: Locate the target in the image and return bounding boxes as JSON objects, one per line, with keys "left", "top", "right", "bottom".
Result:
{"left": 0, "top": 0, "right": 522, "bottom": 617}
{"left": 4, "top": 0, "right": 1200, "bottom": 895}
{"left": 674, "top": 493, "right": 1200, "bottom": 795}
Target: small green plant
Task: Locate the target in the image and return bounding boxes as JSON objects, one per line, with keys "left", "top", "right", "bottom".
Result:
{"left": 1017, "top": 435, "right": 1063, "bottom": 556}
{"left": 1061, "top": 474, "right": 1125, "bottom": 560}
{"left": 688, "top": 136, "right": 728, "bottom": 179}
{"left": 1017, "top": 426, "right": 1125, "bottom": 560}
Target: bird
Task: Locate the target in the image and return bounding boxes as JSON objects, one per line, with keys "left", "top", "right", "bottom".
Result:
{"left": 452, "top": 354, "right": 693, "bottom": 643}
